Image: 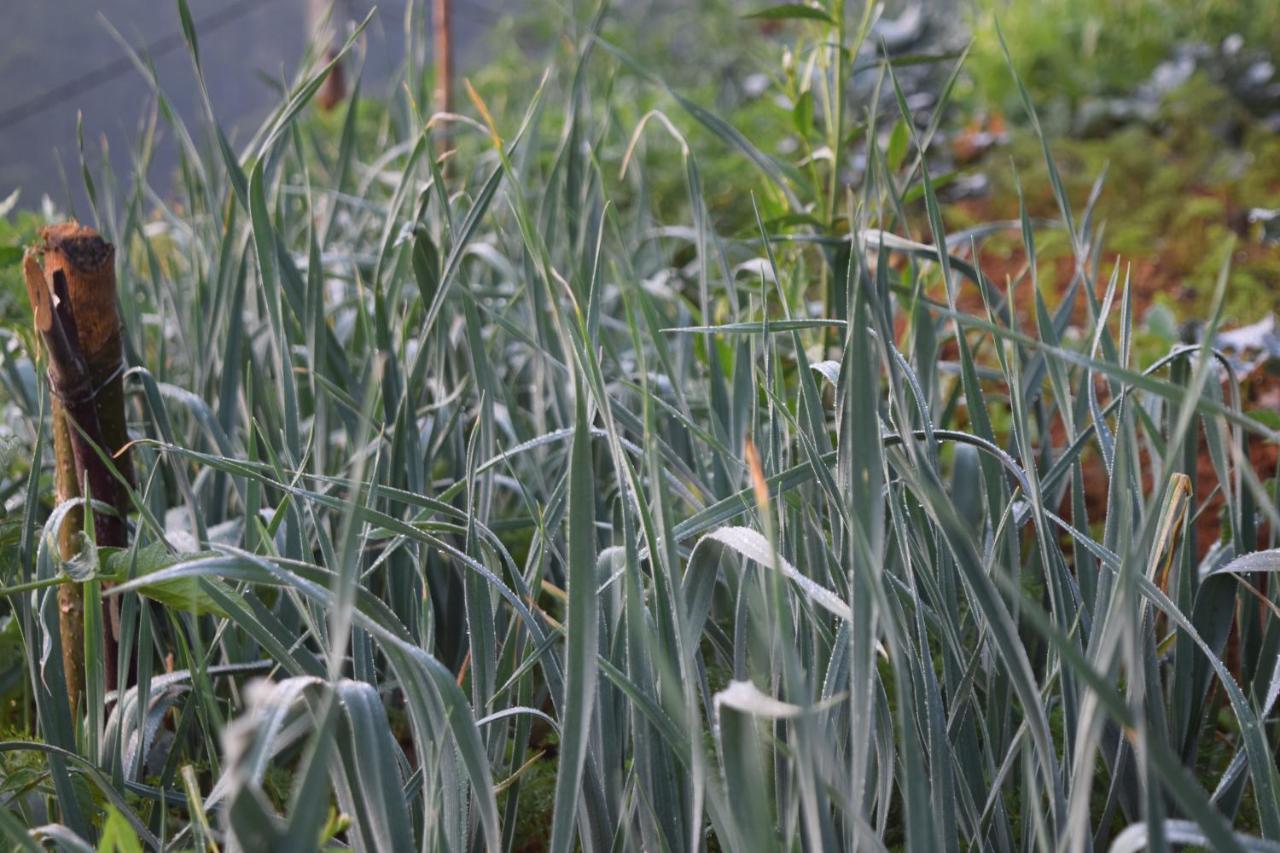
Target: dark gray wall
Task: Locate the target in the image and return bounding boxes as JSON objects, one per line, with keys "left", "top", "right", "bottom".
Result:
{"left": 0, "top": 0, "right": 504, "bottom": 214}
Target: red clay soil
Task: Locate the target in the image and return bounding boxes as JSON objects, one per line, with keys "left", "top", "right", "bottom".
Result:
{"left": 898, "top": 204, "right": 1280, "bottom": 679}
{"left": 887, "top": 210, "right": 1280, "bottom": 566}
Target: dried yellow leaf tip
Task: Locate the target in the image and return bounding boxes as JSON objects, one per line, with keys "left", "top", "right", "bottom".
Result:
{"left": 744, "top": 437, "right": 770, "bottom": 514}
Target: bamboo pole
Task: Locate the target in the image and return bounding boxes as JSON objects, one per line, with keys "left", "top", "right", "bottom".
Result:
{"left": 23, "top": 223, "right": 132, "bottom": 709}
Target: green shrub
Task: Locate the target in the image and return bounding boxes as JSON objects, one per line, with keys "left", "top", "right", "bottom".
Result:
{"left": 967, "top": 0, "right": 1280, "bottom": 117}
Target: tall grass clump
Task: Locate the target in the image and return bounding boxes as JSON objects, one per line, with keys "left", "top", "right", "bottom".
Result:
{"left": 1, "top": 2, "right": 1278, "bottom": 850}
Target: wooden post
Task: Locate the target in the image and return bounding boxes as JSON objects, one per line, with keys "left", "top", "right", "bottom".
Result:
{"left": 433, "top": 0, "right": 453, "bottom": 116}
{"left": 308, "top": 0, "right": 348, "bottom": 112}
{"left": 23, "top": 223, "right": 132, "bottom": 710}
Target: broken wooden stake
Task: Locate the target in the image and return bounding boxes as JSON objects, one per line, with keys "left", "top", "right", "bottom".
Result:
{"left": 23, "top": 223, "right": 132, "bottom": 712}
